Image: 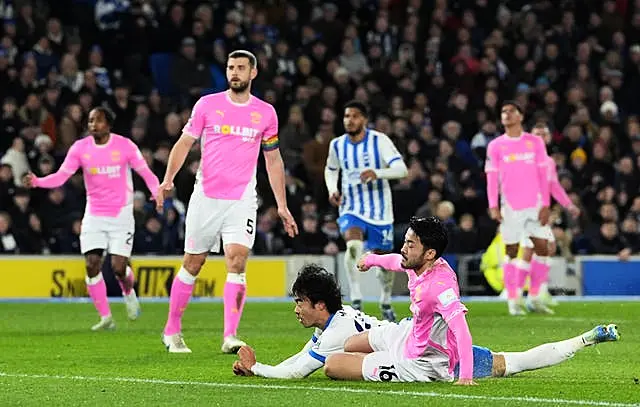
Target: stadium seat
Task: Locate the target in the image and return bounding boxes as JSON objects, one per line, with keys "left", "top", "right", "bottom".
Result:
{"left": 209, "top": 64, "right": 227, "bottom": 93}
{"left": 150, "top": 53, "right": 174, "bottom": 97}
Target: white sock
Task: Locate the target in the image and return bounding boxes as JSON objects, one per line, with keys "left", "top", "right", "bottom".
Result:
{"left": 344, "top": 240, "right": 363, "bottom": 301}
{"left": 501, "top": 336, "right": 586, "bottom": 375}
{"left": 226, "top": 272, "right": 247, "bottom": 285}
{"left": 123, "top": 267, "right": 137, "bottom": 299}
{"left": 85, "top": 273, "right": 103, "bottom": 285}
{"left": 375, "top": 267, "right": 394, "bottom": 305}
{"left": 177, "top": 267, "right": 197, "bottom": 285}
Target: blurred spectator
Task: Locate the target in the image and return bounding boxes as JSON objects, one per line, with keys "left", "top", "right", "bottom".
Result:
{"left": 0, "top": 0, "right": 639, "bottom": 259}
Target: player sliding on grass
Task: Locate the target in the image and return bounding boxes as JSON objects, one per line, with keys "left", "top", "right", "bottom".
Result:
{"left": 25, "top": 107, "right": 160, "bottom": 330}
{"left": 321, "top": 217, "right": 620, "bottom": 384}
{"left": 232, "top": 243, "right": 619, "bottom": 380}
{"left": 232, "top": 264, "right": 387, "bottom": 378}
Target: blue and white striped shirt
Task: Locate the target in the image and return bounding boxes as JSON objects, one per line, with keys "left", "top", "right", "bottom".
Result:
{"left": 326, "top": 129, "right": 402, "bottom": 225}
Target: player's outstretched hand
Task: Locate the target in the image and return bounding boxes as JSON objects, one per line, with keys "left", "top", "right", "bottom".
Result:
{"left": 233, "top": 360, "right": 253, "bottom": 376}
{"left": 278, "top": 206, "right": 299, "bottom": 237}
{"left": 360, "top": 169, "right": 377, "bottom": 183}
{"left": 538, "top": 206, "right": 550, "bottom": 226}
{"left": 488, "top": 207, "right": 502, "bottom": 223}
{"left": 155, "top": 180, "right": 173, "bottom": 212}
{"left": 357, "top": 253, "right": 372, "bottom": 272}
{"left": 329, "top": 192, "right": 342, "bottom": 207}
{"left": 238, "top": 346, "right": 257, "bottom": 371}
{"left": 24, "top": 172, "right": 36, "bottom": 188}
{"left": 454, "top": 378, "right": 478, "bottom": 386}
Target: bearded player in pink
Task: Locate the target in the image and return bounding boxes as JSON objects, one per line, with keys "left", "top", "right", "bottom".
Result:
{"left": 518, "top": 123, "right": 581, "bottom": 312}
{"left": 155, "top": 50, "right": 298, "bottom": 354}
{"left": 485, "top": 101, "right": 552, "bottom": 316}
{"left": 25, "top": 107, "right": 160, "bottom": 330}
{"left": 323, "top": 217, "right": 620, "bottom": 384}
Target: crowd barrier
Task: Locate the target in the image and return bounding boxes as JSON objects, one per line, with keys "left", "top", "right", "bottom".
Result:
{"left": 0, "top": 254, "right": 638, "bottom": 298}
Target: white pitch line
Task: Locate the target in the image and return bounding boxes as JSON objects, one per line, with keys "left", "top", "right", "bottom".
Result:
{"left": 0, "top": 372, "right": 637, "bottom": 407}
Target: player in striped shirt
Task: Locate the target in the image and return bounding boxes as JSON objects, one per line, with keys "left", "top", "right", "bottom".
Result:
{"left": 325, "top": 101, "right": 408, "bottom": 321}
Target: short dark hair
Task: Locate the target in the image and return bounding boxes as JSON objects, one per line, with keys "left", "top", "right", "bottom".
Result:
{"left": 344, "top": 100, "right": 369, "bottom": 118}
{"left": 502, "top": 100, "right": 523, "bottom": 115}
{"left": 408, "top": 216, "right": 448, "bottom": 259}
{"left": 228, "top": 50, "right": 257, "bottom": 68}
{"left": 92, "top": 106, "right": 115, "bottom": 126}
{"left": 291, "top": 264, "right": 342, "bottom": 314}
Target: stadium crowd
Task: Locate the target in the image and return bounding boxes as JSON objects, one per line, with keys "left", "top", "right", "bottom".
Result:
{"left": 0, "top": 0, "right": 639, "bottom": 260}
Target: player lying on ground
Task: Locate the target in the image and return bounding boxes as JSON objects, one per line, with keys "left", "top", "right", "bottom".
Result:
{"left": 322, "top": 216, "right": 620, "bottom": 384}
{"left": 231, "top": 264, "right": 387, "bottom": 378}
{"left": 25, "top": 107, "right": 160, "bottom": 330}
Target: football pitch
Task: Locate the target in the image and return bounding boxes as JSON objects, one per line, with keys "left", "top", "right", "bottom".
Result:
{"left": 1, "top": 300, "right": 639, "bottom": 407}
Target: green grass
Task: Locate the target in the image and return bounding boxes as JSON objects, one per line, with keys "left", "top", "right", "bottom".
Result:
{"left": 1, "top": 301, "right": 639, "bottom": 406}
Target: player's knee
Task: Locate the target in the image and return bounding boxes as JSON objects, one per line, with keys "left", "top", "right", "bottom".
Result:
{"left": 505, "top": 245, "right": 519, "bottom": 259}
{"left": 85, "top": 253, "right": 102, "bottom": 277}
{"left": 183, "top": 254, "right": 206, "bottom": 275}
{"left": 226, "top": 254, "right": 247, "bottom": 273}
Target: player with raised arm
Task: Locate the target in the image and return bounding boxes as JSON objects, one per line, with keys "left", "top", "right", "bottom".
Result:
{"left": 321, "top": 217, "right": 620, "bottom": 384}
{"left": 24, "top": 107, "right": 160, "bottom": 330}
{"left": 485, "top": 101, "right": 552, "bottom": 316}
{"left": 156, "top": 50, "right": 298, "bottom": 354}
{"left": 518, "top": 123, "right": 580, "bottom": 310}
{"left": 325, "top": 101, "right": 408, "bottom": 322}
{"left": 231, "top": 264, "right": 387, "bottom": 378}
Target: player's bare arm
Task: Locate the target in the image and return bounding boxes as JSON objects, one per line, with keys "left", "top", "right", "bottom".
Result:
{"left": 264, "top": 148, "right": 298, "bottom": 237}
{"left": 157, "top": 133, "right": 196, "bottom": 211}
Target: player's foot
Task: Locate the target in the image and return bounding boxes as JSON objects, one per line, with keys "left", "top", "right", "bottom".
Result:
{"left": 221, "top": 335, "right": 246, "bottom": 354}
{"left": 124, "top": 292, "right": 141, "bottom": 320}
{"left": 162, "top": 333, "right": 192, "bottom": 353}
{"left": 508, "top": 299, "right": 526, "bottom": 316}
{"left": 380, "top": 304, "right": 397, "bottom": 322}
{"left": 351, "top": 299, "right": 362, "bottom": 311}
{"left": 526, "top": 297, "right": 555, "bottom": 314}
{"left": 582, "top": 324, "right": 620, "bottom": 345}
{"left": 540, "top": 291, "right": 559, "bottom": 307}
{"left": 91, "top": 316, "right": 115, "bottom": 331}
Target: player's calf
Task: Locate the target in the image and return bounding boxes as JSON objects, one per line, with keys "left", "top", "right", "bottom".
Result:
{"left": 222, "top": 244, "right": 250, "bottom": 353}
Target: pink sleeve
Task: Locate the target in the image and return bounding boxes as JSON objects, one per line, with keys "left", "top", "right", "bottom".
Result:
{"left": 485, "top": 141, "right": 499, "bottom": 208}
{"left": 432, "top": 281, "right": 473, "bottom": 380}
{"left": 363, "top": 254, "right": 405, "bottom": 272}
{"left": 261, "top": 106, "right": 280, "bottom": 151}
{"left": 33, "top": 145, "right": 80, "bottom": 188}
{"left": 448, "top": 312, "right": 474, "bottom": 380}
{"left": 128, "top": 141, "right": 160, "bottom": 197}
{"left": 535, "top": 141, "right": 550, "bottom": 206}
{"left": 183, "top": 98, "right": 206, "bottom": 139}
{"left": 549, "top": 166, "right": 572, "bottom": 208}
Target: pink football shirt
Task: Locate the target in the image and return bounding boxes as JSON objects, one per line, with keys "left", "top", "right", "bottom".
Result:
{"left": 363, "top": 254, "right": 473, "bottom": 378}
{"left": 485, "top": 132, "right": 550, "bottom": 210}
{"left": 183, "top": 91, "right": 279, "bottom": 200}
{"left": 34, "top": 134, "right": 153, "bottom": 217}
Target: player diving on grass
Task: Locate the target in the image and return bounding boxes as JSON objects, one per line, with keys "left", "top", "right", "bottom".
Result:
{"left": 231, "top": 228, "right": 619, "bottom": 380}
{"left": 156, "top": 50, "right": 298, "bottom": 354}
{"left": 325, "top": 100, "right": 408, "bottom": 322}
{"left": 320, "top": 217, "right": 620, "bottom": 384}
{"left": 25, "top": 107, "right": 160, "bottom": 330}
